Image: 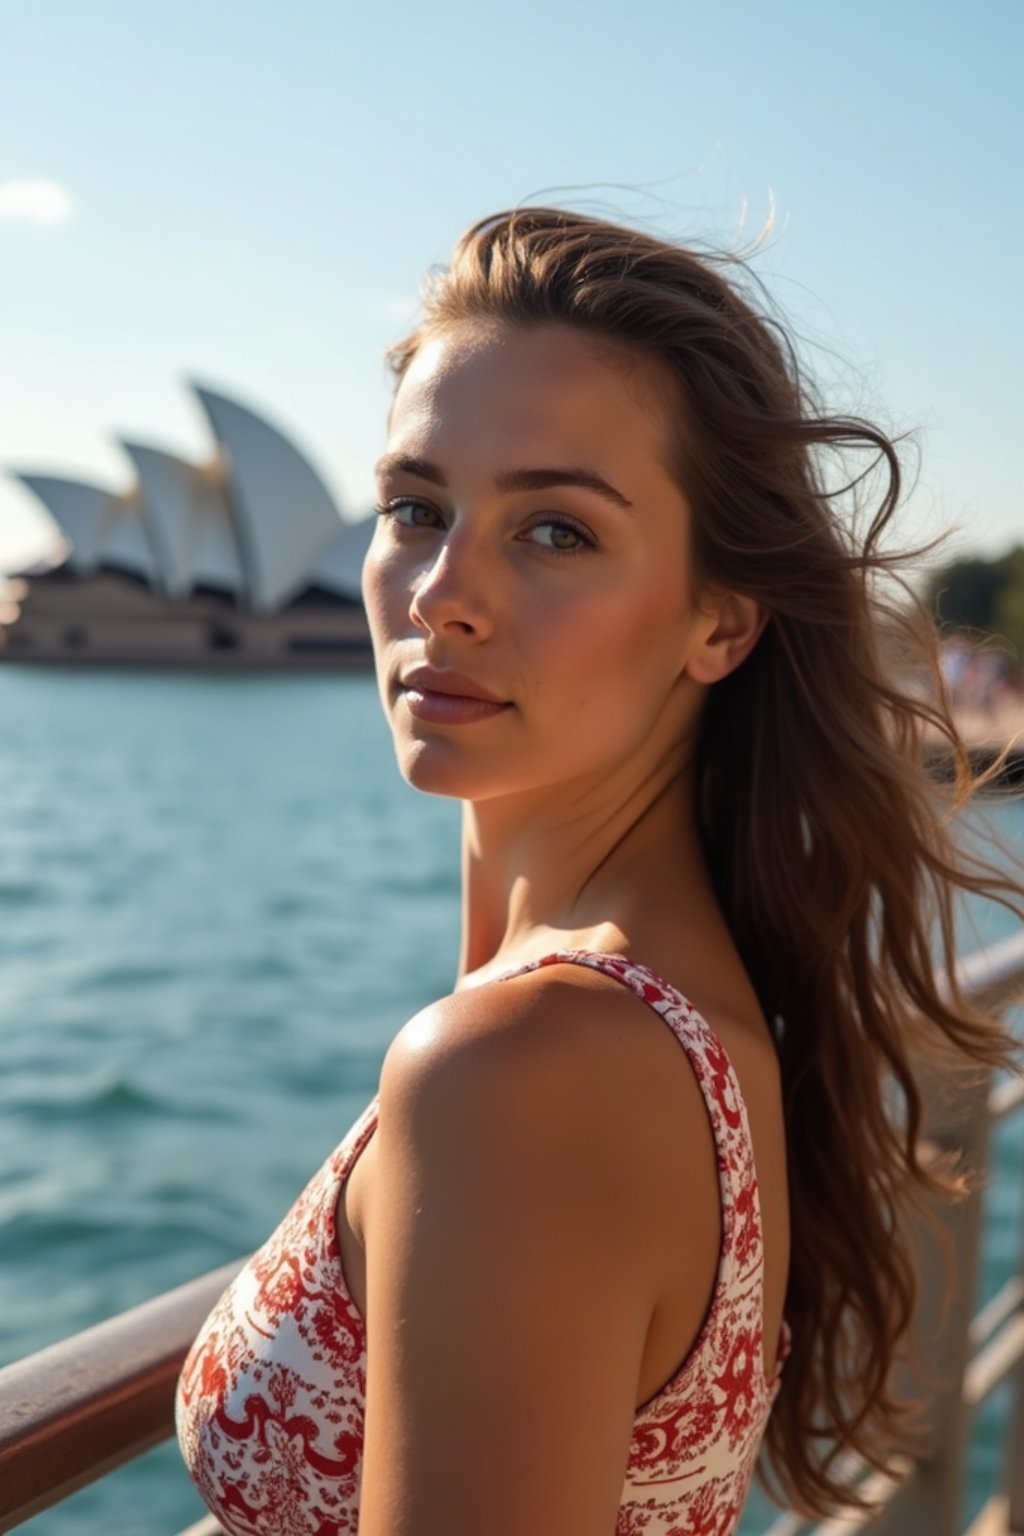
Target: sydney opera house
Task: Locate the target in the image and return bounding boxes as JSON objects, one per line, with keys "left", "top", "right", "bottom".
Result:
{"left": 0, "top": 384, "right": 375, "bottom": 669}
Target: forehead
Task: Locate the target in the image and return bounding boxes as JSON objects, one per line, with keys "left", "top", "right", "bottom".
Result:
{"left": 385, "top": 322, "right": 679, "bottom": 480}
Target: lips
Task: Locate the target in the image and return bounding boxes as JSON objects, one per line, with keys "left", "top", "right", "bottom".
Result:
{"left": 398, "top": 666, "right": 508, "bottom": 705}
{"left": 397, "top": 666, "right": 512, "bottom": 725}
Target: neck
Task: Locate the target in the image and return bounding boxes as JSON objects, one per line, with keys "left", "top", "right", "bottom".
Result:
{"left": 456, "top": 740, "right": 707, "bottom": 984}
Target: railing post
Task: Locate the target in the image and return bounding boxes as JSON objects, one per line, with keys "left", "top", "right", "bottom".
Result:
{"left": 1003, "top": 1126, "right": 1024, "bottom": 1536}
{"left": 1005, "top": 1352, "right": 1024, "bottom": 1535}
{"left": 869, "top": 1060, "right": 995, "bottom": 1536}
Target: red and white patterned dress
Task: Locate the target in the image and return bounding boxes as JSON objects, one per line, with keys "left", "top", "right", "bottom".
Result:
{"left": 176, "top": 950, "right": 789, "bottom": 1534}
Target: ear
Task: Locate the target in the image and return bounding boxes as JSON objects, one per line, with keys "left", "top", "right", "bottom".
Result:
{"left": 684, "top": 591, "right": 769, "bottom": 685}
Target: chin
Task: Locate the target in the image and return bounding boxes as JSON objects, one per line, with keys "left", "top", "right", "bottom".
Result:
{"left": 395, "top": 738, "right": 520, "bottom": 801}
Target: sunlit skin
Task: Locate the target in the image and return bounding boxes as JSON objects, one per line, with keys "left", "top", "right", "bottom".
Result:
{"left": 348, "top": 321, "right": 788, "bottom": 1536}
{"left": 362, "top": 320, "right": 767, "bottom": 983}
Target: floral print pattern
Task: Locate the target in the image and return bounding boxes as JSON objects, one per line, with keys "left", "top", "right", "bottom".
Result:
{"left": 176, "top": 950, "right": 788, "bottom": 1534}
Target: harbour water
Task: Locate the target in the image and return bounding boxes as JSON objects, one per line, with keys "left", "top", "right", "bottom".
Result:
{"left": 1, "top": 668, "right": 1021, "bottom": 1535}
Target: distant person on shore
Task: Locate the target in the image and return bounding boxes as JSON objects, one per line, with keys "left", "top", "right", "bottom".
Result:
{"left": 940, "top": 634, "right": 1020, "bottom": 718}
{"left": 176, "top": 206, "right": 1021, "bottom": 1534}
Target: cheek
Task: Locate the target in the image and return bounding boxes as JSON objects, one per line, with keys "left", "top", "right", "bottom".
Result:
{"left": 522, "top": 571, "right": 691, "bottom": 746}
{"left": 361, "top": 541, "right": 402, "bottom": 642}
{"left": 541, "top": 570, "right": 688, "bottom": 684}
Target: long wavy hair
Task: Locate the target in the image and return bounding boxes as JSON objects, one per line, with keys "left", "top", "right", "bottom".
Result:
{"left": 383, "top": 205, "right": 1022, "bottom": 1515}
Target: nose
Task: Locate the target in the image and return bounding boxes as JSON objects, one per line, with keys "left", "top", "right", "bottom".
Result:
{"left": 408, "top": 531, "right": 495, "bottom": 641}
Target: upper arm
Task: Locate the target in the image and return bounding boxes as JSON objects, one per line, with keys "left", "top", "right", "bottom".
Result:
{"left": 357, "top": 983, "right": 655, "bottom": 1536}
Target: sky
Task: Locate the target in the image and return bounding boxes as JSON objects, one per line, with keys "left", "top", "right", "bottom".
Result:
{"left": 1, "top": 0, "right": 1021, "bottom": 575}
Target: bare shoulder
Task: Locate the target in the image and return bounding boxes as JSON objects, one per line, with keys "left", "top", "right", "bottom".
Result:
{"left": 383, "top": 960, "right": 644, "bottom": 1092}
{"left": 383, "top": 958, "right": 706, "bottom": 1118}
{"left": 378, "top": 959, "right": 716, "bottom": 1206}
{"left": 360, "top": 964, "right": 683, "bottom": 1533}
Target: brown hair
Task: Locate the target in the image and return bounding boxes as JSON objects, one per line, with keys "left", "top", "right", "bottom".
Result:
{"left": 384, "top": 206, "right": 1022, "bottom": 1516}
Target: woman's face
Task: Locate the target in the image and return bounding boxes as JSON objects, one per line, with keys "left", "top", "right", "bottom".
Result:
{"left": 362, "top": 320, "right": 718, "bottom": 803}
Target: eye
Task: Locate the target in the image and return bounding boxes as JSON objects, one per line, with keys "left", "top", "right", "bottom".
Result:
{"left": 522, "top": 518, "right": 596, "bottom": 554}
{"left": 375, "top": 498, "right": 445, "bottom": 530}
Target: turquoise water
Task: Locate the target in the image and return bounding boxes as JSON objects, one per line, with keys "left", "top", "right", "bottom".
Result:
{"left": 0, "top": 668, "right": 1021, "bottom": 1535}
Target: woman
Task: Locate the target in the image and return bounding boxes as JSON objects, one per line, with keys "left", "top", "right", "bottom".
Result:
{"left": 176, "top": 206, "right": 1019, "bottom": 1535}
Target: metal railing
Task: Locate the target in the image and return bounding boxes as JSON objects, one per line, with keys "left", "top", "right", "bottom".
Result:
{"left": 1, "top": 934, "right": 1023, "bottom": 1536}
{"left": 762, "top": 929, "right": 1024, "bottom": 1536}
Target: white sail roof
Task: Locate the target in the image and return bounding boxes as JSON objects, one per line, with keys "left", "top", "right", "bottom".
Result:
{"left": 120, "top": 442, "right": 246, "bottom": 600}
{"left": 14, "top": 476, "right": 157, "bottom": 582}
{"left": 193, "top": 385, "right": 346, "bottom": 613}
{"left": 12, "top": 385, "right": 366, "bottom": 612}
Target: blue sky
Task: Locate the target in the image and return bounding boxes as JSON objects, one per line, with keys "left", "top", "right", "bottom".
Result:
{"left": 1, "top": 0, "right": 1021, "bottom": 573}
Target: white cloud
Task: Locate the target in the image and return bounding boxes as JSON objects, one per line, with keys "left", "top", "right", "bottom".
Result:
{"left": 0, "top": 178, "right": 75, "bottom": 226}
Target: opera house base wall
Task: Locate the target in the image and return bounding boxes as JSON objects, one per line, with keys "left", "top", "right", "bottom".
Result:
{"left": 0, "top": 568, "right": 374, "bottom": 672}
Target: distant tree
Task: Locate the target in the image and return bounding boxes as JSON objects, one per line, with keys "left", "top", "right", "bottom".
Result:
{"left": 995, "top": 550, "right": 1024, "bottom": 656}
{"left": 925, "top": 544, "right": 1024, "bottom": 654}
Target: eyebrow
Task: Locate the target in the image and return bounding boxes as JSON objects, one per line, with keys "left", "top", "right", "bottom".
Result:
{"left": 373, "top": 453, "right": 634, "bottom": 511}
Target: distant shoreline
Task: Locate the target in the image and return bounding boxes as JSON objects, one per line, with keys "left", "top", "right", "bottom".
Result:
{"left": 927, "top": 701, "right": 1024, "bottom": 788}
